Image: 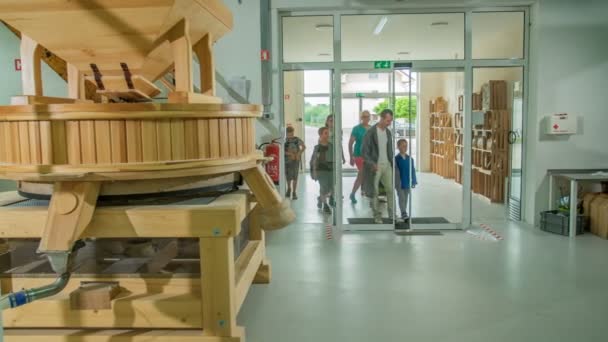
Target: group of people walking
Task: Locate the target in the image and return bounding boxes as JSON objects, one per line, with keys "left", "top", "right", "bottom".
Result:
{"left": 285, "top": 109, "right": 417, "bottom": 224}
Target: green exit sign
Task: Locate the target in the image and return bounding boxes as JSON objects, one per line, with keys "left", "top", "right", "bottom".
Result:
{"left": 355, "top": 92, "right": 365, "bottom": 98}
{"left": 374, "top": 61, "right": 391, "bottom": 69}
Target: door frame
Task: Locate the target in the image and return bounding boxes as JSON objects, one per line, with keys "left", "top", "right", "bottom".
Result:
{"left": 278, "top": 7, "right": 530, "bottom": 231}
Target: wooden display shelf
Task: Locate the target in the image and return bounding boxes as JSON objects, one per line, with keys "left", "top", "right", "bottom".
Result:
{"left": 0, "top": 192, "right": 269, "bottom": 342}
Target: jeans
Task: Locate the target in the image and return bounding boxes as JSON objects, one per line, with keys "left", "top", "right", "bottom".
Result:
{"left": 396, "top": 187, "right": 411, "bottom": 217}
{"left": 371, "top": 162, "right": 394, "bottom": 219}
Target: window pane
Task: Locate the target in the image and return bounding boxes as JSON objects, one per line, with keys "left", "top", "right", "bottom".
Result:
{"left": 341, "top": 13, "right": 464, "bottom": 61}
{"left": 304, "top": 70, "right": 331, "bottom": 94}
{"left": 472, "top": 12, "right": 524, "bottom": 59}
{"left": 282, "top": 16, "right": 333, "bottom": 63}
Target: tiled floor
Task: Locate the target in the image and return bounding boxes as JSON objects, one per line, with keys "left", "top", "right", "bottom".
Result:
{"left": 239, "top": 220, "right": 608, "bottom": 342}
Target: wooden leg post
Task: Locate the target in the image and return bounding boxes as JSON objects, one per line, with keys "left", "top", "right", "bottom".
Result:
{"left": 193, "top": 33, "right": 215, "bottom": 96}
{"left": 199, "top": 236, "right": 242, "bottom": 339}
{"left": 249, "top": 207, "right": 271, "bottom": 284}
{"left": 67, "top": 63, "right": 86, "bottom": 100}
{"left": 20, "top": 34, "right": 44, "bottom": 96}
{"left": 38, "top": 182, "right": 101, "bottom": 253}
{"left": 241, "top": 165, "right": 295, "bottom": 230}
{"left": 168, "top": 19, "right": 193, "bottom": 93}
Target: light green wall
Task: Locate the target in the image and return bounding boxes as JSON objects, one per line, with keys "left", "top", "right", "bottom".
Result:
{"left": 0, "top": 24, "right": 68, "bottom": 105}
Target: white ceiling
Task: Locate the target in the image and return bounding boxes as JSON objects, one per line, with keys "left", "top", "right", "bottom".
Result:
{"left": 282, "top": 12, "right": 524, "bottom": 62}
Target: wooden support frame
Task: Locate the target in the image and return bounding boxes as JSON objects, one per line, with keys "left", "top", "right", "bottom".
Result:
{"left": 38, "top": 181, "right": 101, "bottom": 252}
{"left": 193, "top": 33, "right": 215, "bottom": 96}
{"left": 0, "top": 192, "right": 270, "bottom": 342}
{"left": 19, "top": 34, "right": 44, "bottom": 96}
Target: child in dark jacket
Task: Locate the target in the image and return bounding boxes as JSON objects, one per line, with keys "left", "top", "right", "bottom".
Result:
{"left": 395, "top": 139, "right": 417, "bottom": 220}
{"left": 310, "top": 126, "right": 334, "bottom": 214}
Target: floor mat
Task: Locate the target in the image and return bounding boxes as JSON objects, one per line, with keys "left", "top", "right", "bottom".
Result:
{"left": 394, "top": 230, "right": 443, "bottom": 236}
{"left": 347, "top": 217, "right": 450, "bottom": 225}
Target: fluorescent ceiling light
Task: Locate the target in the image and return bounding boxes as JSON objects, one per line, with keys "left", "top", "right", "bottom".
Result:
{"left": 373, "top": 16, "right": 389, "bottom": 35}
{"left": 315, "top": 24, "right": 333, "bottom": 31}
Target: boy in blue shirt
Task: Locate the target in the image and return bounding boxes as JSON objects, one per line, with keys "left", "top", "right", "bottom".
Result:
{"left": 395, "top": 139, "right": 417, "bottom": 221}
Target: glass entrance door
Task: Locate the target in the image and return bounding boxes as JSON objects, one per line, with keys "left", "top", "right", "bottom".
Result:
{"left": 508, "top": 81, "right": 524, "bottom": 221}
{"left": 338, "top": 70, "right": 396, "bottom": 230}
{"left": 399, "top": 67, "right": 464, "bottom": 230}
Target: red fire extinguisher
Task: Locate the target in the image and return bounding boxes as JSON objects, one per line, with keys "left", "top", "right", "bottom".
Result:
{"left": 258, "top": 138, "right": 281, "bottom": 185}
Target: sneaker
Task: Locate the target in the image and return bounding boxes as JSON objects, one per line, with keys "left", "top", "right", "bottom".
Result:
{"left": 292, "top": 193, "right": 298, "bottom": 200}
{"left": 285, "top": 189, "right": 291, "bottom": 198}
{"left": 374, "top": 217, "right": 383, "bottom": 224}
{"left": 329, "top": 196, "right": 335, "bottom": 207}
{"left": 323, "top": 203, "right": 332, "bottom": 214}
{"left": 396, "top": 217, "right": 404, "bottom": 223}
{"left": 317, "top": 197, "right": 322, "bottom": 209}
{"left": 349, "top": 193, "right": 357, "bottom": 204}
{"left": 401, "top": 213, "right": 409, "bottom": 220}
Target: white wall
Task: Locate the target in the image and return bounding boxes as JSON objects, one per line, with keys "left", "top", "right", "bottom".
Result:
{"left": 0, "top": 24, "right": 67, "bottom": 105}
{"left": 525, "top": 0, "right": 608, "bottom": 224}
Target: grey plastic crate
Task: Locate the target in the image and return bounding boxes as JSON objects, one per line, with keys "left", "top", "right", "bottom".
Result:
{"left": 540, "top": 210, "right": 586, "bottom": 236}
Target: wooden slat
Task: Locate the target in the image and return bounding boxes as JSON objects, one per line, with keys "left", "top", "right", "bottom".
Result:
{"left": 51, "top": 121, "right": 68, "bottom": 164}
{"left": 94, "top": 121, "right": 112, "bottom": 163}
{"left": 142, "top": 121, "right": 159, "bottom": 162}
{"left": 18, "top": 122, "right": 31, "bottom": 164}
{"left": 28, "top": 121, "right": 42, "bottom": 164}
{"left": 79, "top": 121, "right": 96, "bottom": 164}
{"left": 125, "top": 120, "right": 143, "bottom": 163}
{"left": 184, "top": 119, "right": 199, "bottom": 160}
{"left": 207, "top": 119, "right": 219, "bottom": 158}
{"left": 170, "top": 119, "right": 186, "bottom": 160}
{"left": 197, "top": 120, "right": 210, "bottom": 159}
{"left": 219, "top": 119, "right": 230, "bottom": 158}
{"left": 235, "top": 118, "right": 243, "bottom": 156}
{"left": 110, "top": 120, "right": 128, "bottom": 163}
{"left": 155, "top": 120, "right": 171, "bottom": 161}
{"left": 39, "top": 121, "right": 53, "bottom": 164}
{"left": 0, "top": 123, "right": 7, "bottom": 162}
{"left": 7, "top": 121, "right": 19, "bottom": 164}
{"left": 228, "top": 119, "right": 237, "bottom": 157}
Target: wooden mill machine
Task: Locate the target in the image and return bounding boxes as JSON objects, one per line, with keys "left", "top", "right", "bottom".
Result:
{"left": 0, "top": 1, "right": 294, "bottom": 341}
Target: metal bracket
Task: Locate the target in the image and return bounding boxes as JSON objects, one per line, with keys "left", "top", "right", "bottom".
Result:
{"left": 90, "top": 64, "right": 105, "bottom": 90}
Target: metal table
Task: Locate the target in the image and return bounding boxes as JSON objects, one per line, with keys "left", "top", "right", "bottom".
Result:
{"left": 548, "top": 171, "right": 608, "bottom": 237}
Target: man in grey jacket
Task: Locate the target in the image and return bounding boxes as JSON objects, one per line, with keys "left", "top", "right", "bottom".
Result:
{"left": 361, "top": 109, "right": 394, "bottom": 224}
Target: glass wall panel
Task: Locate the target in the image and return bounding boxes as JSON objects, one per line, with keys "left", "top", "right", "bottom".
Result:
{"left": 282, "top": 16, "right": 334, "bottom": 63}
{"left": 472, "top": 12, "right": 524, "bottom": 59}
{"left": 341, "top": 13, "right": 465, "bottom": 61}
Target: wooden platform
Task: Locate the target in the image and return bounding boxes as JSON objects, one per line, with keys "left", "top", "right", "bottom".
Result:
{"left": 0, "top": 192, "right": 269, "bottom": 342}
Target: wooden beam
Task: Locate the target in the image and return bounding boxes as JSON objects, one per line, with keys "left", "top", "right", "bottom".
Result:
{"left": 38, "top": 181, "right": 101, "bottom": 252}
{"left": 234, "top": 241, "right": 264, "bottom": 312}
{"left": 70, "top": 282, "right": 121, "bottom": 311}
{"left": 193, "top": 33, "right": 215, "bottom": 96}
{"left": 19, "top": 34, "right": 44, "bottom": 96}
{"left": 67, "top": 63, "right": 86, "bottom": 100}
{"left": 2, "top": 329, "right": 243, "bottom": 342}
{"left": 0, "top": 193, "right": 247, "bottom": 239}
{"left": 168, "top": 19, "right": 193, "bottom": 93}
{"left": 10, "top": 96, "right": 91, "bottom": 105}
{"left": 168, "top": 92, "right": 222, "bottom": 104}
{"left": 200, "top": 237, "right": 238, "bottom": 337}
